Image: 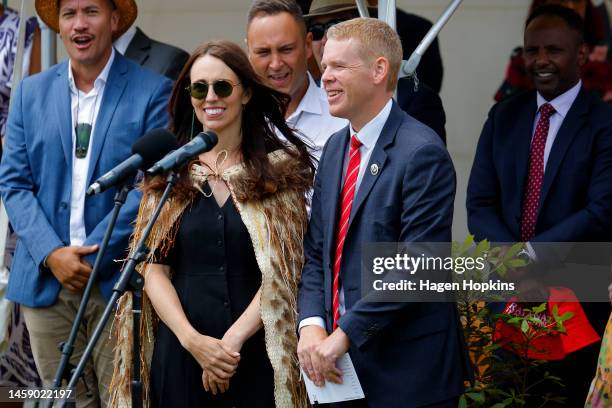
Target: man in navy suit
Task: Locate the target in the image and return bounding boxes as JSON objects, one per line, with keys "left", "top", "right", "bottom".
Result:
{"left": 0, "top": 0, "right": 171, "bottom": 405}
{"left": 297, "top": 17, "right": 469, "bottom": 407}
{"left": 467, "top": 5, "right": 612, "bottom": 405}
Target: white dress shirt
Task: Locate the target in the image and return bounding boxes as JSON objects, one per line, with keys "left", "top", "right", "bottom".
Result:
{"left": 68, "top": 49, "right": 115, "bottom": 246}
{"left": 281, "top": 73, "right": 347, "bottom": 162}
{"left": 113, "top": 24, "right": 137, "bottom": 55}
{"left": 299, "top": 99, "right": 393, "bottom": 332}
{"left": 533, "top": 80, "right": 582, "bottom": 169}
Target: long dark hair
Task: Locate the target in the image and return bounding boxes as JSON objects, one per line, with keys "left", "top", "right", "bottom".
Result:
{"left": 150, "top": 40, "right": 314, "bottom": 198}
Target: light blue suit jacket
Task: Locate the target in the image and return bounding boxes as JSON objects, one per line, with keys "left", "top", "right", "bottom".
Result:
{"left": 0, "top": 53, "right": 172, "bottom": 307}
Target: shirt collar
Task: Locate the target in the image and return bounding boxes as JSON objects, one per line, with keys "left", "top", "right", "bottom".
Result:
{"left": 349, "top": 99, "right": 393, "bottom": 150}
{"left": 287, "top": 72, "right": 323, "bottom": 122}
{"left": 536, "top": 80, "right": 581, "bottom": 119}
{"left": 113, "top": 24, "right": 138, "bottom": 55}
{"left": 68, "top": 47, "right": 116, "bottom": 95}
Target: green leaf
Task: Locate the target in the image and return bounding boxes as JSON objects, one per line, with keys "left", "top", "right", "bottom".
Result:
{"left": 532, "top": 303, "right": 547, "bottom": 314}
{"left": 521, "top": 319, "right": 530, "bottom": 333}
{"left": 508, "top": 259, "right": 528, "bottom": 268}
{"left": 463, "top": 235, "right": 475, "bottom": 248}
{"left": 475, "top": 239, "right": 490, "bottom": 257}
{"left": 559, "top": 311, "right": 574, "bottom": 322}
{"left": 507, "top": 316, "right": 521, "bottom": 325}
{"left": 504, "top": 242, "right": 524, "bottom": 260}
{"left": 458, "top": 394, "right": 467, "bottom": 408}
{"left": 490, "top": 403, "right": 508, "bottom": 408}
{"left": 466, "top": 392, "right": 486, "bottom": 403}
{"left": 551, "top": 304, "right": 559, "bottom": 318}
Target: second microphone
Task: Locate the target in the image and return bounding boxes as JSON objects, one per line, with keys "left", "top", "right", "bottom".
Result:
{"left": 147, "top": 131, "right": 218, "bottom": 176}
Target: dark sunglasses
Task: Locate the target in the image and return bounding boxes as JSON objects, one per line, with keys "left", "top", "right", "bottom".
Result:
{"left": 308, "top": 19, "right": 343, "bottom": 41}
{"left": 186, "top": 79, "right": 241, "bottom": 99}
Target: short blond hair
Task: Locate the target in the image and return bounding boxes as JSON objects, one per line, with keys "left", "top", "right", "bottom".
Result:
{"left": 326, "top": 17, "right": 402, "bottom": 90}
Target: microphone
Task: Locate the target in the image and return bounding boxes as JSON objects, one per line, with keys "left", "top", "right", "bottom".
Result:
{"left": 146, "top": 131, "right": 218, "bottom": 176}
{"left": 86, "top": 129, "right": 179, "bottom": 196}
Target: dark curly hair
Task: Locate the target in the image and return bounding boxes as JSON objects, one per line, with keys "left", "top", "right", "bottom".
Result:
{"left": 145, "top": 40, "right": 315, "bottom": 199}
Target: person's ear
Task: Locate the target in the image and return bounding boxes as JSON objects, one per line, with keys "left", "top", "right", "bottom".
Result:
{"left": 110, "top": 9, "right": 119, "bottom": 35}
{"left": 305, "top": 31, "right": 313, "bottom": 60}
{"left": 372, "top": 56, "right": 389, "bottom": 86}
{"left": 241, "top": 87, "right": 252, "bottom": 106}
{"left": 576, "top": 42, "right": 589, "bottom": 67}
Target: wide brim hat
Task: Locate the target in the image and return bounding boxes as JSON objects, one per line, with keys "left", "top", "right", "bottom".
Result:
{"left": 35, "top": 0, "right": 137, "bottom": 39}
{"left": 305, "top": 0, "right": 358, "bottom": 18}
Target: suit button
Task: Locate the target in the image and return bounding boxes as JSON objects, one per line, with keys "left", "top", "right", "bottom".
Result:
{"left": 60, "top": 202, "right": 68, "bottom": 209}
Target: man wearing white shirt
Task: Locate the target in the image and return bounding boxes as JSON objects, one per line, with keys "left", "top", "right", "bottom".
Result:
{"left": 467, "top": 5, "right": 612, "bottom": 405}
{"left": 297, "top": 18, "right": 469, "bottom": 407}
{"left": 0, "top": 0, "right": 171, "bottom": 405}
{"left": 246, "top": 0, "right": 346, "bottom": 161}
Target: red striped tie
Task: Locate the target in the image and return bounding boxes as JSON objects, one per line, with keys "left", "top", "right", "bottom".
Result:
{"left": 332, "top": 135, "right": 362, "bottom": 330}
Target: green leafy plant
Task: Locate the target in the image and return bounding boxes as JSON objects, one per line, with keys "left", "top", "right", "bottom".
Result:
{"left": 454, "top": 236, "right": 571, "bottom": 407}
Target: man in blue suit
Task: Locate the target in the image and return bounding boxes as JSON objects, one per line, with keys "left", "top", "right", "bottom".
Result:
{"left": 0, "top": 0, "right": 171, "bottom": 405}
{"left": 467, "top": 5, "right": 612, "bottom": 406}
{"left": 297, "top": 18, "right": 469, "bottom": 407}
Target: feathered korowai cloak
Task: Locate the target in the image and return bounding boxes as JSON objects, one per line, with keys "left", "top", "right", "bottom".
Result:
{"left": 109, "top": 150, "right": 311, "bottom": 407}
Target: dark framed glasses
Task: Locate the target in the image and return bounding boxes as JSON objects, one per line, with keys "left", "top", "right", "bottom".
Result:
{"left": 186, "top": 79, "right": 241, "bottom": 100}
{"left": 308, "top": 19, "right": 343, "bottom": 41}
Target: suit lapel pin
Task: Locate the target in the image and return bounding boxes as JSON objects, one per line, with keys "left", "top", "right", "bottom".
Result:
{"left": 370, "top": 163, "right": 379, "bottom": 176}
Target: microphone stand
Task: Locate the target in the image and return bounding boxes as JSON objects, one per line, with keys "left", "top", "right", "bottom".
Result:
{"left": 46, "top": 180, "right": 132, "bottom": 408}
{"left": 57, "top": 172, "right": 179, "bottom": 408}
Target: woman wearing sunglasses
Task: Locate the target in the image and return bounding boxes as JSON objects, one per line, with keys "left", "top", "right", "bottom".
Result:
{"left": 110, "top": 40, "right": 313, "bottom": 408}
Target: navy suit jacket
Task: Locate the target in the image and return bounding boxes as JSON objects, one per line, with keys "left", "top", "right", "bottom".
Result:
{"left": 298, "top": 102, "right": 469, "bottom": 407}
{"left": 466, "top": 88, "right": 612, "bottom": 331}
{"left": 397, "top": 78, "right": 446, "bottom": 143}
{"left": 467, "top": 88, "right": 612, "bottom": 243}
{"left": 0, "top": 53, "right": 172, "bottom": 307}
{"left": 124, "top": 27, "right": 189, "bottom": 81}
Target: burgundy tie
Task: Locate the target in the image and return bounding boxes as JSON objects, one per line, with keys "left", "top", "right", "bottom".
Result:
{"left": 521, "top": 103, "right": 556, "bottom": 241}
{"left": 332, "top": 135, "right": 362, "bottom": 330}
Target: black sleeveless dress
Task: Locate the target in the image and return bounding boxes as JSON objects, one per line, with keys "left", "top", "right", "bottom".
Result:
{"left": 150, "top": 186, "right": 275, "bottom": 407}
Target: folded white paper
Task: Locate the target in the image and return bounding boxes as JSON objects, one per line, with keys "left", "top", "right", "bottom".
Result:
{"left": 301, "top": 353, "right": 365, "bottom": 404}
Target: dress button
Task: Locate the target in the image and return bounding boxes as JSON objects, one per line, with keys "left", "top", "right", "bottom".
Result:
{"left": 217, "top": 213, "right": 223, "bottom": 220}
{"left": 224, "top": 301, "right": 230, "bottom": 308}
{"left": 219, "top": 265, "right": 225, "bottom": 272}
{"left": 217, "top": 240, "right": 223, "bottom": 247}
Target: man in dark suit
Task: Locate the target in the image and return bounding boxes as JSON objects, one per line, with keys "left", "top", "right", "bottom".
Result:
{"left": 305, "top": 0, "right": 446, "bottom": 142}
{"left": 467, "top": 5, "right": 612, "bottom": 405}
{"left": 114, "top": 25, "right": 189, "bottom": 80}
{"left": 297, "top": 17, "right": 468, "bottom": 408}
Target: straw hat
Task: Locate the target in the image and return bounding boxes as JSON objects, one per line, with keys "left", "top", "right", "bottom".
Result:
{"left": 305, "top": 0, "right": 358, "bottom": 18}
{"left": 35, "top": 0, "right": 137, "bottom": 39}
